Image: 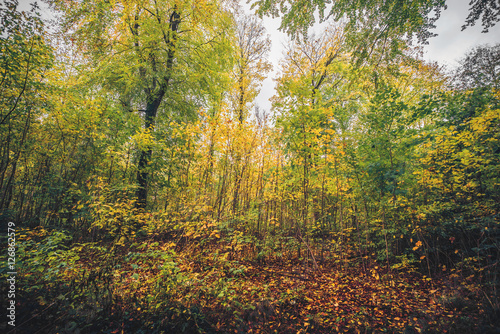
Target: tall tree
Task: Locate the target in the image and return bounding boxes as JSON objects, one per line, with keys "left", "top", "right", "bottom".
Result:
{"left": 272, "top": 25, "right": 350, "bottom": 245}
{"left": 225, "top": 7, "right": 271, "bottom": 216}
{"left": 230, "top": 8, "right": 272, "bottom": 123}
{"left": 0, "top": 0, "right": 53, "bottom": 216}
{"left": 49, "top": 0, "right": 233, "bottom": 208}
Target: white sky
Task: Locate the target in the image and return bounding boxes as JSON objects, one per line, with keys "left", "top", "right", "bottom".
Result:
{"left": 250, "top": 1, "right": 500, "bottom": 112}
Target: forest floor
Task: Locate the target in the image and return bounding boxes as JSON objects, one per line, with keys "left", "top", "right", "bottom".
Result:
{"left": 9, "top": 228, "right": 500, "bottom": 334}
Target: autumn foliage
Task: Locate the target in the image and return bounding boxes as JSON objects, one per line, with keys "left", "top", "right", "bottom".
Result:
{"left": 1, "top": 0, "right": 499, "bottom": 333}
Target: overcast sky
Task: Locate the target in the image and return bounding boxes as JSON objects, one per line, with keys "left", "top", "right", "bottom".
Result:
{"left": 250, "top": 1, "right": 500, "bottom": 112}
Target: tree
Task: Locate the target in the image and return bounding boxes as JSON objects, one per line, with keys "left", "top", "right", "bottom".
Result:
{"left": 49, "top": 0, "right": 234, "bottom": 209}
{"left": 230, "top": 7, "right": 272, "bottom": 123}
{"left": 251, "top": 0, "right": 446, "bottom": 55}
{"left": 271, "top": 25, "right": 354, "bottom": 264}
{"left": 253, "top": 0, "right": 500, "bottom": 39}
{"left": 251, "top": 0, "right": 500, "bottom": 72}
{"left": 462, "top": 0, "right": 500, "bottom": 32}
{"left": 0, "top": 0, "right": 53, "bottom": 217}
{"left": 453, "top": 43, "right": 500, "bottom": 90}
{"left": 412, "top": 89, "right": 500, "bottom": 272}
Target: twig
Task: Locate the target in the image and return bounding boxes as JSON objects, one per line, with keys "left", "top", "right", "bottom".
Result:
{"left": 297, "top": 234, "right": 321, "bottom": 273}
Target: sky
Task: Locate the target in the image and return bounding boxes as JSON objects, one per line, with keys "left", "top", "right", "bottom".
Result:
{"left": 251, "top": 1, "right": 500, "bottom": 112}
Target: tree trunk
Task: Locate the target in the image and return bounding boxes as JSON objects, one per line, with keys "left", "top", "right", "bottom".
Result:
{"left": 134, "top": 9, "right": 180, "bottom": 209}
{"left": 136, "top": 92, "right": 164, "bottom": 209}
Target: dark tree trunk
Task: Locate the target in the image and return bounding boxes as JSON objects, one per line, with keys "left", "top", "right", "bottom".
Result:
{"left": 135, "top": 92, "right": 164, "bottom": 209}
{"left": 134, "top": 9, "right": 180, "bottom": 209}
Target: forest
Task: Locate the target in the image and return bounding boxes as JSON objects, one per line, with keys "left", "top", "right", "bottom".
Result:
{"left": 1, "top": 0, "right": 499, "bottom": 333}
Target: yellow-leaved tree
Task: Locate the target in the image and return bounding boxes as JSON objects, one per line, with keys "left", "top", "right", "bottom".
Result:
{"left": 48, "top": 0, "right": 235, "bottom": 210}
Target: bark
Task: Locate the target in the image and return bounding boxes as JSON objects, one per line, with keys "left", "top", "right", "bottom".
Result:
{"left": 135, "top": 9, "right": 180, "bottom": 209}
